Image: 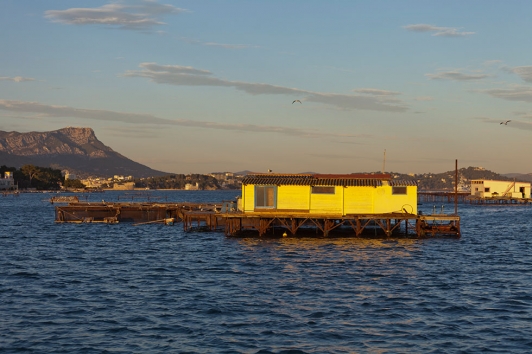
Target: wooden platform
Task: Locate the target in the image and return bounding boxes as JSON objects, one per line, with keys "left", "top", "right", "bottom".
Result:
{"left": 418, "top": 191, "right": 470, "bottom": 203}
{"left": 55, "top": 202, "right": 461, "bottom": 238}
{"left": 55, "top": 202, "right": 218, "bottom": 224}
{"left": 466, "top": 196, "right": 532, "bottom": 205}
{"left": 183, "top": 211, "right": 461, "bottom": 238}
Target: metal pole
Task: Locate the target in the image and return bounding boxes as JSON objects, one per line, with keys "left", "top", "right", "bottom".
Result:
{"left": 455, "top": 159, "right": 458, "bottom": 215}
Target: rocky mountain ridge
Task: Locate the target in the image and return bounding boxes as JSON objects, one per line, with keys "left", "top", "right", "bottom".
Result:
{"left": 0, "top": 127, "right": 167, "bottom": 178}
{"left": 0, "top": 127, "right": 111, "bottom": 157}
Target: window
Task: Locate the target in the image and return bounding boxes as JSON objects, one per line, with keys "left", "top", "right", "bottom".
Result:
{"left": 485, "top": 187, "right": 490, "bottom": 192}
{"left": 255, "top": 186, "right": 276, "bottom": 208}
{"left": 392, "top": 186, "right": 407, "bottom": 195}
{"left": 311, "top": 186, "right": 335, "bottom": 194}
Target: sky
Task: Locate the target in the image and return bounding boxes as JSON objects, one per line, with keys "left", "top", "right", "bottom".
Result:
{"left": 2, "top": 0, "right": 532, "bottom": 175}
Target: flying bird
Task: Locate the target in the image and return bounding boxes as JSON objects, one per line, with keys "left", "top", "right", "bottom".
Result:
{"left": 292, "top": 100, "right": 302, "bottom": 104}
{"left": 500, "top": 120, "right": 511, "bottom": 125}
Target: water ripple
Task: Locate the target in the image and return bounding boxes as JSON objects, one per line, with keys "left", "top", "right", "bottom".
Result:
{"left": 0, "top": 192, "right": 531, "bottom": 353}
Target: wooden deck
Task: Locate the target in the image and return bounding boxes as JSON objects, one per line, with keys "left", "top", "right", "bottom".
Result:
{"left": 55, "top": 201, "right": 218, "bottom": 224}
{"left": 466, "top": 196, "right": 532, "bottom": 205}
{"left": 184, "top": 211, "right": 461, "bottom": 238}
{"left": 55, "top": 202, "right": 461, "bottom": 238}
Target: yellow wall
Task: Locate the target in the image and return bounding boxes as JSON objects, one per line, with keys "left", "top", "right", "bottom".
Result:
{"left": 373, "top": 186, "right": 417, "bottom": 214}
{"left": 343, "top": 187, "right": 375, "bottom": 214}
{"left": 309, "top": 187, "right": 343, "bottom": 214}
{"left": 277, "top": 186, "right": 310, "bottom": 210}
{"left": 242, "top": 184, "right": 417, "bottom": 215}
{"left": 243, "top": 184, "right": 255, "bottom": 212}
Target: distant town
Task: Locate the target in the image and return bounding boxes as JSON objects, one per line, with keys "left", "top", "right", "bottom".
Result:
{"left": 1, "top": 164, "right": 530, "bottom": 192}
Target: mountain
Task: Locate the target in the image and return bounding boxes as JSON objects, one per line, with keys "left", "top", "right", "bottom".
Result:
{"left": 0, "top": 127, "right": 168, "bottom": 178}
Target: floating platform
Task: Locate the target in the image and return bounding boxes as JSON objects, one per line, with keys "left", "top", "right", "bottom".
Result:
{"left": 55, "top": 202, "right": 461, "bottom": 238}
{"left": 50, "top": 195, "right": 80, "bottom": 204}
{"left": 54, "top": 201, "right": 218, "bottom": 224}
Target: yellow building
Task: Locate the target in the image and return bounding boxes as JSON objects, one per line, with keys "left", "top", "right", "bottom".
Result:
{"left": 241, "top": 173, "right": 417, "bottom": 216}
{"left": 470, "top": 179, "right": 531, "bottom": 198}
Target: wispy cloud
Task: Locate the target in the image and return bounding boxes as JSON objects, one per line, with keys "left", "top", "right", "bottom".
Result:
{"left": 426, "top": 71, "right": 488, "bottom": 81}
{"left": 479, "top": 85, "right": 532, "bottom": 103}
{"left": 403, "top": 24, "right": 474, "bottom": 37}
{"left": 508, "top": 66, "right": 532, "bottom": 83}
{"left": 45, "top": 0, "right": 186, "bottom": 31}
{"left": 483, "top": 60, "right": 504, "bottom": 67}
{"left": 0, "top": 99, "right": 371, "bottom": 139}
{"left": 476, "top": 116, "right": 532, "bottom": 130}
{"left": 123, "top": 63, "right": 408, "bottom": 112}
{"left": 352, "top": 88, "right": 401, "bottom": 96}
{"left": 180, "top": 37, "right": 258, "bottom": 49}
{"left": 0, "top": 76, "right": 35, "bottom": 82}
{"left": 513, "top": 111, "right": 532, "bottom": 119}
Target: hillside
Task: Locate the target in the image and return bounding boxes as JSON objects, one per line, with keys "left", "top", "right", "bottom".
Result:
{"left": 0, "top": 127, "right": 168, "bottom": 178}
{"left": 390, "top": 167, "right": 518, "bottom": 191}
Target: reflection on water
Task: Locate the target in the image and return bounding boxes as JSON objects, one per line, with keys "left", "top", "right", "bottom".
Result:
{"left": 0, "top": 191, "right": 531, "bottom": 353}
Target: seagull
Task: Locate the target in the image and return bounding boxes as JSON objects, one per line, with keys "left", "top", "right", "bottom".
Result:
{"left": 500, "top": 120, "right": 511, "bottom": 125}
{"left": 292, "top": 100, "right": 302, "bottom": 104}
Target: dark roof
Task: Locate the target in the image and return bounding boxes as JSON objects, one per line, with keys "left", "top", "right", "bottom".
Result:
{"left": 389, "top": 180, "right": 418, "bottom": 186}
{"left": 242, "top": 173, "right": 417, "bottom": 187}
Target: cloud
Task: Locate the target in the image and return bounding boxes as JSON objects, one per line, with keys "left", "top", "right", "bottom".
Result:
{"left": 479, "top": 85, "right": 532, "bottom": 103}
{"left": 403, "top": 24, "right": 474, "bottom": 37}
{"left": 513, "top": 111, "right": 532, "bottom": 119}
{"left": 352, "top": 88, "right": 401, "bottom": 96}
{"left": 0, "top": 99, "right": 370, "bottom": 139}
{"left": 180, "top": 37, "right": 258, "bottom": 49}
{"left": 0, "top": 76, "right": 35, "bottom": 82}
{"left": 508, "top": 66, "right": 532, "bottom": 83}
{"left": 138, "top": 62, "right": 212, "bottom": 76}
{"left": 203, "top": 42, "right": 256, "bottom": 49}
{"left": 45, "top": 0, "right": 186, "bottom": 30}
{"left": 425, "top": 71, "right": 488, "bottom": 81}
{"left": 123, "top": 63, "right": 408, "bottom": 112}
{"left": 476, "top": 116, "right": 532, "bottom": 130}
{"left": 483, "top": 60, "right": 503, "bottom": 67}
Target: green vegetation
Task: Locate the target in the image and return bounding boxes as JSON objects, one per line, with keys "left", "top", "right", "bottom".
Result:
{"left": 63, "top": 179, "right": 86, "bottom": 189}
{"left": 133, "top": 174, "right": 221, "bottom": 190}
{"left": 1, "top": 164, "right": 64, "bottom": 190}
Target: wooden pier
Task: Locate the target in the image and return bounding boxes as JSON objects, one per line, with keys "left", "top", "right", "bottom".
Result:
{"left": 55, "top": 202, "right": 460, "bottom": 238}
{"left": 465, "top": 196, "right": 532, "bottom": 205}
{"left": 54, "top": 201, "right": 218, "bottom": 224}
{"left": 418, "top": 191, "right": 470, "bottom": 203}
{"left": 185, "top": 211, "right": 461, "bottom": 238}
{"left": 418, "top": 191, "right": 532, "bottom": 205}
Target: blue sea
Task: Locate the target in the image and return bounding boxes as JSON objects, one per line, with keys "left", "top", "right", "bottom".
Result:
{"left": 1, "top": 190, "right": 531, "bottom": 353}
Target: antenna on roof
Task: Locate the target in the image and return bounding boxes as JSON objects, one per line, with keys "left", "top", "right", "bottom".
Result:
{"left": 382, "top": 149, "right": 386, "bottom": 173}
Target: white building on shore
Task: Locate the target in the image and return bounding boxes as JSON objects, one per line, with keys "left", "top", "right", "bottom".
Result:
{"left": 471, "top": 179, "right": 530, "bottom": 199}
{"left": 0, "top": 171, "right": 17, "bottom": 190}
